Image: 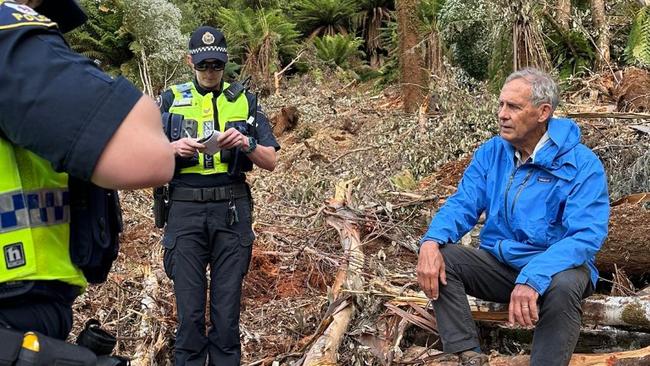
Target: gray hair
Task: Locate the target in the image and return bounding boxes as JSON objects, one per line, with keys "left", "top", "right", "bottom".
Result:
{"left": 505, "top": 68, "right": 559, "bottom": 112}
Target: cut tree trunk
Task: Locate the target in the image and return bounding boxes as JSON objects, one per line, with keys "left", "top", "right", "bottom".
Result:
{"left": 596, "top": 203, "right": 650, "bottom": 275}
{"left": 590, "top": 0, "right": 610, "bottom": 70}
{"left": 301, "top": 181, "right": 365, "bottom": 366}
{"left": 396, "top": 0, "right": 427, "bottom": 113}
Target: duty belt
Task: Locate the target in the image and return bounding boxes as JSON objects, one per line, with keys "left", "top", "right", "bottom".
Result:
{"left": 170, "top": 184, "right": 248, "bottom": 202}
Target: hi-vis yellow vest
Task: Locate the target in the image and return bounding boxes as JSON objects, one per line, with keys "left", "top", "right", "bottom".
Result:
{"left": 0, "top": 137, "right": 86, "bottom": 289}
{"left": 169, "top": 82, "right": 249, "bottom": 175}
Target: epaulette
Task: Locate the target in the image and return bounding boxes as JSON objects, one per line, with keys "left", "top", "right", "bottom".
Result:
{"left": 0, "top": 1, "right": 56, "bottom": 31}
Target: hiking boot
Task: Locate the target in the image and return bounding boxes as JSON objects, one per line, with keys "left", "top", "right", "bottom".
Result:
{"left": 459, "top": 350, "right": 489, "bottom": 366}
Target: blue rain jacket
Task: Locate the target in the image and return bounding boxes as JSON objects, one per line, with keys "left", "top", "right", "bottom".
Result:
{"left": 421, "top": 118, "right": 609, "bottom": 295}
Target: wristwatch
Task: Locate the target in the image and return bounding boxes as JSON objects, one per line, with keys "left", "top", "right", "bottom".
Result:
{"left": 242, "top": 136, "right": 257, "bottom": 154}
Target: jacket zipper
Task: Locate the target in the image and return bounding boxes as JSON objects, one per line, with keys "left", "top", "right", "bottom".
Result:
{"left": 511, "top": 169, "right": 534, "bottom": 216}
{"left": 503, "top": 167, "right": 518, "bottom": 227}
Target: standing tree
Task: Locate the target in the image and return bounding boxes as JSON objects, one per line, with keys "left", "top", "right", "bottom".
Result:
{"left": 418, "top": 0, "right": 446, "bottom": 78}
{"left": 591, "top": 0, "right": 610, "bottom": 70}
{"left": 396, "top": 0, "right": 427, "bottom": 113}
{"left": 557, "top": 0, "right": 571, "bottom": 30}
{"left": 122, "top": 0, "right": 187, "bottom": 96}
{"left": 353, "top": 0, "right": 394, "bottom": 68}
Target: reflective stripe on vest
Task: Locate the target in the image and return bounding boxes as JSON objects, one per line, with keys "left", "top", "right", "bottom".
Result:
{"left": 0, "top": 188, "right": 69, "bottom": 233}
{"left": 0, "top": 137, "right": 86, "bottom": 289}
{"left": 169, "top": 82, "right": 250, "bottom": 175}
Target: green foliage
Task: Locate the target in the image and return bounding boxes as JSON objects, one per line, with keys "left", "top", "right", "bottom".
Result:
{"left": 313, "top": 34, "right": 365, "bottom": 68}
{"left": 218, "top": 7, "right": 300, "bottom": 84}
{"left": 626, "top": 6, "right": 650, "bottom": 67}
{"left": 292, "top": 0, "right": 360, "bottom": 38}
{"left": 437, "top": 0, "right": 492, "bottom": 80}
{"left": 170, "top": 0, "right": 223, "bottom": 33}
{"left": 122, "top": 0, "right": 187, "bottom": 94}
{"left": 417, "top": 0, "right": 445, "bottom": 30}
{"left": 65, "top": 0, "right": 133, "bottom": 74}
{"left": 546, "top": 27, "right": 595, "bottom": 79}
{"left": 352, "top": 0, "right": 394, "bottom": 67}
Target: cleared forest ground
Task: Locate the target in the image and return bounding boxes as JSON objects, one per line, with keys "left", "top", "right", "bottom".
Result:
{"left": 72, "top": 72, "right": 650, "bottom": 365}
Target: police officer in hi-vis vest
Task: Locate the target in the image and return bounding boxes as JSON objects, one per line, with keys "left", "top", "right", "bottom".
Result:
{"left": 158, "top": 26, "right": 279, "bottom": 366}
{"left": 0, "top": 0, "right": 174, "bottom": 344}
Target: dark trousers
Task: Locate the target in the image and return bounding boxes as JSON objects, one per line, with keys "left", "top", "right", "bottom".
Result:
{"left": 433, "top": 245, "right": 592, "bottom": 366}
{"left": 0, "top": 297, "right": 73, "bottom": 340}
{"left": 163, "top": 197, "right": 254, "bottom": 366}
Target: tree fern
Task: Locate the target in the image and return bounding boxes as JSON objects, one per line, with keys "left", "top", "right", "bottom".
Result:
{"left": 218, "top": 7, "right": 300, "bottom": 88}
{"left": 352, "top": 0, "right": 394, "bottom": 67}
{"left": 626, "top": 6, "right": 650, "bottom": 67}
{"left": 291, "top": 0, "right": 359, "bottom": 38}
{"left": 313, "top": 34, "right": 365, "bottom": 68}
{"left": 65, "top": 0, "right": 133, "bottom": 74}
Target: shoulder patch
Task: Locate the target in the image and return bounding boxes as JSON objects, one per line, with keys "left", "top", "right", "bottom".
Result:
{"left": 0, "top": 1, "right": 56, "bottom": 31}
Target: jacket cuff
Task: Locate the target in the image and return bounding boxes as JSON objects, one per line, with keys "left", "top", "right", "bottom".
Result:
{"left": 515, "top": 273, "right": 545, "bottom": 295}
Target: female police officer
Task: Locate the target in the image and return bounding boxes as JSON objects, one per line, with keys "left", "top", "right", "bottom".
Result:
{"left": 159, "top": 26, "right": 279, "bottom": 366}
{"left": 0, "top": 0, "right": 174, "bottom": 340}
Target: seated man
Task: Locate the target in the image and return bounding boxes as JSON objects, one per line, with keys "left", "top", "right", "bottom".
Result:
{"left": 417, "top": 68, "right": 609, "bottom": 366}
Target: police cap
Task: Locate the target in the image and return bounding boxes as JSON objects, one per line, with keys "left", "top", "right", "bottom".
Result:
{"left": 188, "top": 26, "right": 228, "bottom": 65}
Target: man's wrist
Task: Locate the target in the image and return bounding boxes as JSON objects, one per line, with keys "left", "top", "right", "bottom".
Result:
{"left": 421, "top": 240, "right": 442, "bottom": 249}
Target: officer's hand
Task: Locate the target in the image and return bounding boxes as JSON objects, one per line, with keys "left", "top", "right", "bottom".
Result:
{"left": 509, "top": 284, "right": 539, "bottom": 328}
{"left": 217, "top": 128, "right": 249, "bottom": 150}
{"left": 417, "top": 241, "right": 447, "bottom": 300}
{"left": 172, "top": 138, "right": 205, "bottom": 157}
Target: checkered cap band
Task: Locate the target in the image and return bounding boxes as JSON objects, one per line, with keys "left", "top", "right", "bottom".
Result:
{"left": 189, "top": 46, "right": 227, "bottom": 56}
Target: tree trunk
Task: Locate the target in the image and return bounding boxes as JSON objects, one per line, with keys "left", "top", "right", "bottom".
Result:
{"left": 590, "top": 0, "right": 610, "bottom": 70}
{"left": 479, "top": 323, "right": 650, "bottom": 354}
{"left": 396, "top": 0, "right": 427, "bottom": 113}
{"left": 301, "top": 181, "right": 365, "bottom": 366}
{"left": 557, "top": 0, "right": 572, "bottom": 30}
{"left": 596, "top": 203, "right": 650, "bottom": 275}
{"left": 379, "top": 281, "right": 650, "bottom": 331}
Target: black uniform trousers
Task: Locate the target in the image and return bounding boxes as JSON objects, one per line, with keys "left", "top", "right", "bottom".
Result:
{"left": 163, "top": 193, "right": 254, "bottom": 366}
{"left": 0, "top": 296, "right": 73, "bottom": 340}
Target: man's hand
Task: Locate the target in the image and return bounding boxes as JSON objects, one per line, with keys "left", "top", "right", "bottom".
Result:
{"left": 217, "top": 128, "right": 249, "bottom": 150}
{"left": 172, "top": 137, "right": 205, "bottom": 158}
{"left": 509, "top": 284, "right": 539, "bottom": 327}
{"left": 417, "top": 241, "right": 447, "bottom": 300}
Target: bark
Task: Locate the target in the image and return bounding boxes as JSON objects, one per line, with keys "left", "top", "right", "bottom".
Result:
{"left": 301, "top": 182, "right": 365, "bottom": 366}
{"left": 557, "top": 0, "right": 571, "bottom": 30}
{"left": 590, "top": 0, "right": 610, "bottom": 70}
{"left": 380, "top": 282, "right": 650, "bottom": 331}
{"left": 596, "top": 203, "right": 650, "bottom": 275}
{"left": 396, "top": 0, "right": 427, "bottom": 113}
{"left": 479, "top": 323, "right": 650, "bottom": 354}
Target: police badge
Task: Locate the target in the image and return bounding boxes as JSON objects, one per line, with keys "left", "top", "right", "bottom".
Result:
{"left": 202, "top": 31, "right": 215, "bottom": 45}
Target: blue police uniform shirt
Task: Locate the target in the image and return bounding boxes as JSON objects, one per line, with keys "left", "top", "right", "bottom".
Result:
{"left": 0, "top": 1, "right": 143, "bottom": 181}
{"left": 160, "top": 79, "right": 280, "bottom": 188}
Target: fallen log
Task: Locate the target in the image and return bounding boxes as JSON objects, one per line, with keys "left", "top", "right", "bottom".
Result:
{"left": 596, "top": 202, "right": 650, "bottom": 275}
{"left": 300, "top": 180, "right": 366, "bottom": 366}
{"left": 404, "top": 345, "right": 650, "bottom": 365}
{"left": 479, "top": 323, "right": 650, "bottom": 354}
{"left": 374, "top": 281, "right": 650, "bottom": 331}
